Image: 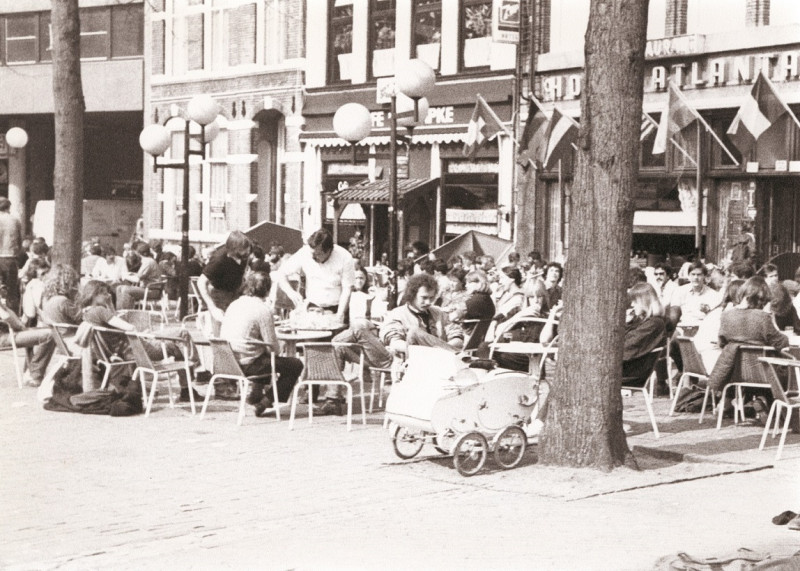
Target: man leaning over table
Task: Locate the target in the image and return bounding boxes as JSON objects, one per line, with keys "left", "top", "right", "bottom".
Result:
{"left": 276, "top": 228, "right": 354, "bottom": 324}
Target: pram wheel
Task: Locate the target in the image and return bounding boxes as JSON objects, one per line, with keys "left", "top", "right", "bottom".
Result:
{"left": 493, "top": 425, "right": 527, "bottom": 469}
{"left": 453, "top": 432, "right": 488, "bottom": 476}
{"left": 392, "top": 426, "right": 425, "bottom": 459}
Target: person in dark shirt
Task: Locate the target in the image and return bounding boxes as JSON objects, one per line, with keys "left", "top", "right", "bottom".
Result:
{"left": 196, "top": 231, "right": 251, "bottom": 323}
{"left": 185, "top": 245, "right": 204, "bottom": 277}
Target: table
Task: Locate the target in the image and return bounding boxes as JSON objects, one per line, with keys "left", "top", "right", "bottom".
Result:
{"left": 276, "top": 329, "right": 332, "bottom": 357}
{"left": 492, "top": 342, "right": 558, "bottom": 376}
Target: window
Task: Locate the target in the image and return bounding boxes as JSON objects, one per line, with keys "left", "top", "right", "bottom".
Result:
{"left": 6, "top": 14, "right": 39, "bottom": 64}
{"left": 151, "top": 19, "right": 165, "bottom": 74}
{"left": 172, "top": 11, "right": 204, "bottom": 74}
{"left": 370, "top": 0, "right": 395, "bottom": 77}
{"left": 212, "top": 2, "right": 257, "bottom": 69}
{"left": 462, "top": 0, "right": 492, "bottom": 69}
{"left": 413, "top": 0, "right": 441, "bottom": 70}
{"left": 111, "top": 4, "right": 144, "bottom": 58}
{"left": 329, "top": 0, "right": 354, "bottom": 82}
{"left": 80, "top": 8, "right": 111, "bottom": 59}
{"left": 40, "top": 13, "right": 51, "bottom": 62}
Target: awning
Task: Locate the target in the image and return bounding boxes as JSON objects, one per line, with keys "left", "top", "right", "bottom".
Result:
{"left": 300, "top": 126, "right": 473, "bottom": 147}
{"left": 331, "top": 178, "right": 439, "bottom": 205}
{"left": 633, "top": 210, "right": 707, "bottom": 235}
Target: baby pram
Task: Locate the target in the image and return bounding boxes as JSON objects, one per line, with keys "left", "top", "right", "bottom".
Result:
{"left": 384, "top": 346, "right": 540, "bottom": 476}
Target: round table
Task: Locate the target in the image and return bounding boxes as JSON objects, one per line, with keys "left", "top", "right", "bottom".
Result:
{"left": 276, "top": 329, "right": 333, "bottom": 357}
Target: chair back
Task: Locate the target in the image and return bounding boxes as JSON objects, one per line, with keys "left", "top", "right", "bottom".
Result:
{"left": 143, "top": 281, "right": 166, "bottom": 299}
{"left": 124, "top": 332, "right": 156, "bottom": 369}
{"left": 208, "top": 338, "right": 245, "bottom": 377}
{"left": 488, "top": 317, "right": 552, "bottom": 359}
{"left": 676, "top": 336, "right": 708, "bottom": 377}
{"left": 189, "top": 277, "right": 207, "bottom": 311}
{"left": 92, "top": 326, "right": 129, "bottom": 361}
{"left": 462, "top": 319, "right": 492, "bottom": 353}
{"left": 622, "top": 346, "right": 663, "bottom": 386}
{"left": 48, "top": 323, "right": 76, "bottom": 357}
{"left": 758, "top": 357, "right": 792, "bottom": 404}
{"left": 298, "top": 343, "right": 349, "bottom": 382}
{"left": 732, "top": 344, "right": 775, "bottom": 385}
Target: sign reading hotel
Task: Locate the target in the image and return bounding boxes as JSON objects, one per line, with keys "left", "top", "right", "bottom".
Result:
{"left": 541, "top": 47, "right": 800, "bottom": 101}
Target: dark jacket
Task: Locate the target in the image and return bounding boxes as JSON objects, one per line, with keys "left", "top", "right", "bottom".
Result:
{"left": 622, "top": 315, "right": 666, "bottom": 384}
{"left": 464, "top": 291, "right": 495, "bottom": 322}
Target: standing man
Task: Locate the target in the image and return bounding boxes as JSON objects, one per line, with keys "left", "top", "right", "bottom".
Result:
{"left": 276, "top": 228, "right": 354, "bottom": 324}
{"left": 197, "top": 230, "right": 252, "bottom": 323}
{"left": 0, "top": 197, "right": 22, "bottom": 313}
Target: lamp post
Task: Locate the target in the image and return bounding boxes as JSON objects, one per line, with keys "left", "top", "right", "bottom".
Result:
{"left": 333, "top": 59, "right": 435, "bottom": 307}
{"left": 139, "top": 94, "right": 220, "bottom": 319}
{"left": 4, "top": 127, "right": 29, "bottom": 225}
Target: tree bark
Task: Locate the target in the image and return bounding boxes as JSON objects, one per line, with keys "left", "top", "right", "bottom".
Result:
{"left": 538, "top": 0, "right": 650, "bottom": 471}
{"left": 51, "top": 0, "right": 84, "bottom": 269}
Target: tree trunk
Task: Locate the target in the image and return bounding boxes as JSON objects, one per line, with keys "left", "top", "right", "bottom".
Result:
{"left": 538, "top": 1, "right": 649, "bottom": 471}
{"left": 51, "top": 0, "right": 84, "bottom": 269}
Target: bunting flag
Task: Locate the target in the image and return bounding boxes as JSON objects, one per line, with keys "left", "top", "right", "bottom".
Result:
{"left": 727, "top": 70, "right": 792, "bottom": 156}
{"left": 542, "top": 107, "right": 578, "bottom": 168}
{"left": 463, "top": 94, "right": 509, "bottom": 159}
{"left": 516, "top": 97, "right": 549, "bottom": 170}
{"left": 652, "top": 81, "right": 698, "bottom": 154}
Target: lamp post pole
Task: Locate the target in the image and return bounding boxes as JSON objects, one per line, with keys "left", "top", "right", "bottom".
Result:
{"left": 388, "top": 93, "right": 399, "bottom": 309}
{"left": 140, "top": 96, "right": 219, "bottom": 319}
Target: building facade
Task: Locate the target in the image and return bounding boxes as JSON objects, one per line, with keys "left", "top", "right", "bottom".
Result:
{"left": 525, "top": 0, "right": 800, "bottom": 266}
{"left": 300, "top": 0, "right": 520, "bottom": 262}
{"left": 142, "top": 0, "right": 306, "bottom": 249}
{"left": 0, "top": 0, "right": 145, "bottom": 238}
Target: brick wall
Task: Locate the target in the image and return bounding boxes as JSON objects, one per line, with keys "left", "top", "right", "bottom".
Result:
{"left": 746, "top": 0, "right": 770, "bottom": 27}
{"left": 665, "top": 0, "right": 688, "bottom": 36}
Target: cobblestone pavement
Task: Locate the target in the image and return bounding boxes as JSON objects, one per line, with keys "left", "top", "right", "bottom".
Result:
{"left": 2, "top": 351, "right": 800, "bottom": 570}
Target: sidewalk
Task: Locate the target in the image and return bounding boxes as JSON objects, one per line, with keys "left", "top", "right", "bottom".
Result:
{"left": 2, "top": 351, "right": 800, "bottom": 570}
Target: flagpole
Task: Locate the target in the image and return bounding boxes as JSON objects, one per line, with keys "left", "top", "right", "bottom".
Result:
{"left": 761, "top": 70, "right": 800, "bottom": 130}
{"left": 672, "top": 83, "right": 740, "bottom": 166}
{"left": 695, "top": 121, "right": 703, "bottom": 254}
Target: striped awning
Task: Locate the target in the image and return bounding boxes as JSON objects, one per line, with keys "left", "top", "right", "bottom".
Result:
{"left": 331, "top": 178, "right": 439, "bottom": 204}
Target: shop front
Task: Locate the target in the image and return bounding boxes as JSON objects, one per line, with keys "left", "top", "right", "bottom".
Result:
{"left": 300, "top": 76, "right": 515, "bottom": 261}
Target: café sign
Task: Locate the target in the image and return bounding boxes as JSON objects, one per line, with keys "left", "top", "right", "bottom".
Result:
{"left": 542, "top": 48, "right": 800, "bottom": 102}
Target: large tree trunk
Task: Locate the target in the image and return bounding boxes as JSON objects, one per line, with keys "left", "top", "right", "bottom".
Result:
{"left": 538, "top": 1, "right": 649, "bottom": 471}
{"left": 51, "top": 0, "right": 84, "bottom": 268}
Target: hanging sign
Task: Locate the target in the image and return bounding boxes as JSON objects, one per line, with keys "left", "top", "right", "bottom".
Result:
{"left": 492, "top": 0, "right": 520, "bottom": 44}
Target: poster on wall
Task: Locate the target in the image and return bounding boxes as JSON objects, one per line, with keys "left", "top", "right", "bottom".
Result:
{"left": 492, "top": 0, "right": 520, "bottom": 44}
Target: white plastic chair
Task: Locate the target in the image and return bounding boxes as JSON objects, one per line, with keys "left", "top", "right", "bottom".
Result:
{"left": 758, "top": 356, "right": 800, "bottom": 461}
{"left": 670, "top": 336, "right": 716, "bottom": 423}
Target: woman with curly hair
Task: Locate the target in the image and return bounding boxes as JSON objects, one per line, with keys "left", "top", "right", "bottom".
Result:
{"left": 40, "top": 263, "right": 82, "bottom": 326}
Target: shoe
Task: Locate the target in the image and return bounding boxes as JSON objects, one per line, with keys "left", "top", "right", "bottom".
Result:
{"left": 772, "top": 510, "right": 798, "bottom": 525}
{"left": 179, "top": 387, "right": 202, "bottom": 403}
{"left": 314, "top": 399, "right": 344, "bottom": 416}
{"left": 253, "top": 395, "right": 275, "bottom": 417}
{"left": 246, "top": 387, "right": 264, "bottom": 406}
{"left": 752, "top": 396, "right": 769, "bottom": 426}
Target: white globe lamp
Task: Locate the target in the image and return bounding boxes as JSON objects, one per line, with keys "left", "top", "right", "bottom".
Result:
{"left": 5, "top": 127, "right": 28, "bottom": 149}
{"left": 139, "top": 124, "right": 171, "bottom": 156}
{"left": 333, "top": 103, "right": 372, "bottom": 144}
{"left": 187, "top": 94, "right": 219, "bottom": 126}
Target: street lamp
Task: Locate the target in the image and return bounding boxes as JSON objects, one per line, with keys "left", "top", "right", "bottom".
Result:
{"left": 333, "top": 59, "right": 435, "bottom": 307}
{"left": 139, "top": 94, "right": 220, "bottom": 319}
{"left": 5, "top": 127, "right": 29, "bottom": 151}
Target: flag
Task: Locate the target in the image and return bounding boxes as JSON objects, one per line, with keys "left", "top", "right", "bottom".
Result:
{"left": 640, "top": 112, "right": 657, "bottom": 141}
{"left": 463, "top": 95, "right": 509, "bottom": 159}
{"left": 652, "top": 81, "right": 698, "bottom": 154}
{"left": 516, "top": 98, "right": 549, "bottom": 170}
{"left": 542, "top": 107, "right": 578, "bottom": 168}
{"left": 727, "top": 70, "right": 789, "bottom": 156}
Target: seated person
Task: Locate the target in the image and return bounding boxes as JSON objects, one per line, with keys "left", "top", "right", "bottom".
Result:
{"left": 670, "top": 261, "right": 722, "bottom": 329}
{"left": 80, "top": 280, "right": 195, "bottom": 397}
{"left": 21, "top": 258, "right": 50, "bottom": 326}
{"left": 115, "top": 246, "right": 162, "bottom": 310}
{"left": 220, "top": 271, "right": 303, "bottom": 417}
{"left": 80, "top": 242, "right": 103, "bottom": 277}
{"left": 492, "top": 267, "right": 526, "bottom": 323}
{"left": 0, "top": 294, "right": 52, "bottom": 386}
{"left": 41, "top": 264, "right": 82, "bottom": 326}
{"left": 769, "top": 281, "right": 800, "bottom": 334}
{"left": 693, "top": 279, "right": 744, "bottom": 373}
{"left": 91, "top": 246, "right": 128, "bottom": 283}
{"left": 622, "top": 283, "right": 667, "bottom": 386}
{"left": 379, "top": 273, "right": 463, "bottom": 356}
{"left": 709, "top": 276, "right": 790, "bottom": 396}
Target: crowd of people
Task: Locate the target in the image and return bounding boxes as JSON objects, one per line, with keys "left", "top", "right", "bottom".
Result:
{"left": 5, "top": 210, "right": 799, "bottom": 428}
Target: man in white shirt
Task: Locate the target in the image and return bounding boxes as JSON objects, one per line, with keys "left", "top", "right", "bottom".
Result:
{"left": 671, "top": 261, "right": 722, "bottom": 327}
{"left": 276, "top": 228, "right": 355, "bottom": 324}
{"left": 649, "top": 262, "right": 677, "bottom": 307}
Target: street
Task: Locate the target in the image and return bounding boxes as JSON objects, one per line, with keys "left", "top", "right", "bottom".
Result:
{"left": 2, "top": 350, "right": 800, "bottom": 570}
